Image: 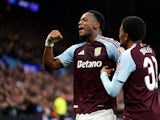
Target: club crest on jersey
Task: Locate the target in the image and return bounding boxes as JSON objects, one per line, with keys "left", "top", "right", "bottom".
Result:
{"left": 94, "top": 47, "right": 102, "bottom": 56}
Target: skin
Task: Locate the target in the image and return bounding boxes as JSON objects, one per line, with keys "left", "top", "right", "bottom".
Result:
{"left": 119, "top": 25, "right": 134, "bottom": 49}
{"left": 43, "top": 12, "right": 102, "bottom": 72}
{"left": 43, "top": 30, "right": 63, "bottom": 72}
{"left": 100, "top": 24, "right": 138, "bottom": 75}
{"left": 78, "top": 12, "right": 101, "bottom": 43}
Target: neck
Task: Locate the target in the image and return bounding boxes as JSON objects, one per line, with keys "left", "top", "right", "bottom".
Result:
{"left": 87, "top": 33, "right": 101, "bottom": 43}
{"left": 127, "top": 40, "right": 141, "bottom": 48}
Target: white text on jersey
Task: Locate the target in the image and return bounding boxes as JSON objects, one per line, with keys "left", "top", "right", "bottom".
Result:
{"left": 77, "top": 60, "right": 102, "bottom": 68}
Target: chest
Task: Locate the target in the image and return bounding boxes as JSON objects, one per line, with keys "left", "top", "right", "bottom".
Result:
{"left": 74, "top": 44, "right": 107, "bottom": 61}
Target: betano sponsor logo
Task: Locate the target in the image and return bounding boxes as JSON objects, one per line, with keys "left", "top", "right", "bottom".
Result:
{"left": 77, "top": 60, "right": 102, "bottom": 68}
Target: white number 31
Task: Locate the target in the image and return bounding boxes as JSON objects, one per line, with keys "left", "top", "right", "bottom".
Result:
{"left": 143, "top": 56, "right": 158, "bottom": 91}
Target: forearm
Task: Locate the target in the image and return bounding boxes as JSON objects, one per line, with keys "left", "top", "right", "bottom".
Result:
{"left": 43, "top": 30, "right": 64, "bottom": 71}
{"left": 43, "top": 47, "right": 54, "bottom": 71}
{"left": 100, "top": 72, "right": 123, "bottom": 97}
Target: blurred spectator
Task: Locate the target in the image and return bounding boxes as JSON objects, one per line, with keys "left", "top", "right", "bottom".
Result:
{"left": 0, "top": 62, "right": 74, "bottom": 119}
{"left": 0, "top": 6, "right": 159, "bottom": 120}
{"left": 53, "top": 90, "right": 67, "bottom": 120}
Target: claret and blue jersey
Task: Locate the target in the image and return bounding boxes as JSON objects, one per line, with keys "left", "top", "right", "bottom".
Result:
{"left": 101, "top": 41, "right": 160, "bottom": 120}
{"left": 57, "top": 35, "right": 120, "bottom": 114}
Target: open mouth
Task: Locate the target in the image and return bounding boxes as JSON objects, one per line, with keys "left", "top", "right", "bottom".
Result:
{"left": 78, "top": 27, "right": 83, "bottom": 31}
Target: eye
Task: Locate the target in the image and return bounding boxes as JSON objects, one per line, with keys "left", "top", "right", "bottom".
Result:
{"left": 82, "top": 18, "right": 88, "bottom": 22}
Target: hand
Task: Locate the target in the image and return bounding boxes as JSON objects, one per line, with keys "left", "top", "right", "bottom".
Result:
{"left": 45, "top": 30, "right": 63, "bottom": 47}
{"left": 100, "top": 66, "right": 115, "bottom": 77}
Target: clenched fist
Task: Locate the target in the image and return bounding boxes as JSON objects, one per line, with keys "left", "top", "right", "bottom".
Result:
{"left": 45, "top": 30, "right": 63, "bottom": 47}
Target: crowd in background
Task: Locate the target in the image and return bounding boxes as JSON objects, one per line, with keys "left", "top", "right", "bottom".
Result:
{"left": 0, "top": 12, "right": 75, "bottom": 119}
{"left": 0, "top": 44, "right": 124, "bottom": 120}
{"left": 0, "top": 13, "right": 125, "bottom": 119}
{"left": 0, "top": 7, "right": 160, "bottom": 120}
{"left": 0, "top": 59, "right": 74, "bottom": 119}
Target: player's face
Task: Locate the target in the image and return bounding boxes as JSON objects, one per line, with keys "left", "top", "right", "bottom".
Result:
{"left": 119, "top": 25, "right": 128, "bottom": 49}
{"left": 78, "top": 12, "right": 98, "bottom": 41}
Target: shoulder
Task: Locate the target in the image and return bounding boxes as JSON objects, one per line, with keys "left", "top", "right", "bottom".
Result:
{"left": 121, "top": 47, "right": 134, "bottom": 62}
{"left": 67, "top": 42, "right": 86, "bottom": 51}
{"left": 96, "top": 35, "right": 120, "bottom": 48}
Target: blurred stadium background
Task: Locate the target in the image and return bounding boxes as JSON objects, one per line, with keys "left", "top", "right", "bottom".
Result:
{"left": 0, "top": 0, "right": 160, "bottom": 120}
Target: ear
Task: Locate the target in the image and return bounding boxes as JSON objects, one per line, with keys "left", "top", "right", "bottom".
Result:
{"left": 124, "top": 33, "right": 129, "bottom": 41}
{"left": 93, "top": 22, "right": 100, "bottom": 29}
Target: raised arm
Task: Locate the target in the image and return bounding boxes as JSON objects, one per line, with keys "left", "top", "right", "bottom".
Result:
{"left": 43, "top": 30, "right": 64, "bottom": 72}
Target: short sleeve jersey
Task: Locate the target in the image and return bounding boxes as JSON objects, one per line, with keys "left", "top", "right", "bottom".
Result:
{"left": 57, "top": 35, "right": 120, "bottom": 114}
{"left": 116, "top": 42, "right": 160, "bottom": 120}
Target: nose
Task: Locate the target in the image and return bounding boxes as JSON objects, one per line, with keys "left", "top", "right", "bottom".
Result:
{"left": 78, "top": 20, "right": 83, "bottom": 26}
